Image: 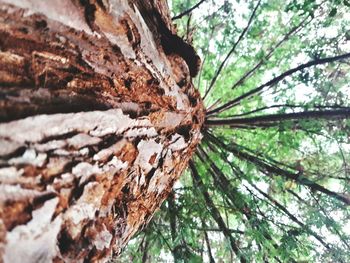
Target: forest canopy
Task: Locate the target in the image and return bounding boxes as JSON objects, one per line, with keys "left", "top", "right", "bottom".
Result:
{"left": 116, "top": 0, "right": 350, "bottom": 262}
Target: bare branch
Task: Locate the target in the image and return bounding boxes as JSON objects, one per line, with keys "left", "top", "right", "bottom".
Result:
{"left": 167, "top": 192, "right": 180, "bottom": 262}
{"left": 230, "top": 16, "right": 311, "bottom": 91}
{"left": 197, "top": 27, "right": 215, "bottom": 88}
{"left": 222, "top": 104, "right": 349, "bottom": 118}
{"left": 202, "top": 221, "right": 216, "bottom": 263}
{"left": 141, "top": 236, "right": 150, "bottom": 263}
{"left": 203, "top": 0, "right": 262, "bottom": 100}
{"left": 172, "top": 0, "right": 207, "bottom": 20}
{"left": 205, "top": 108, "right": 350, "bottom": 127}
{"left": 207, "top": 52, "right": 350, "bottom": 115}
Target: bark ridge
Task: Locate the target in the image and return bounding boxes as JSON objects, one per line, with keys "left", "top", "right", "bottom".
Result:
{"left": 0, "top": 0, "right": 204, "bottom": 262}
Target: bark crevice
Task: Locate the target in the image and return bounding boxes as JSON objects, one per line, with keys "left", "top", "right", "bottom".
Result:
{"left": 0, "top": 1, "right": 205, "bottom": 261}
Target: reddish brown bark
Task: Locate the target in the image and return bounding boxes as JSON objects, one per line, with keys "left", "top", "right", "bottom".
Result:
{"left": 0, "top": 1, "right": 204, "bottom": 262}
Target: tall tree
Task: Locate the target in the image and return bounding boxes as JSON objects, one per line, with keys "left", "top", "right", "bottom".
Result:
{"left": 1, "top": 0, "right": 350, "bottom": 263}
{"left": 118, "top": 0, "right": 350, "bottom": 262}
{"left": 0, "top": 0, "right": 204, "bottom": 262}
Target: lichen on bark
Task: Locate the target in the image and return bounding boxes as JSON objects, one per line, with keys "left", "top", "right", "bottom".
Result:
{"left": 0, "top": 0, "right": 204, "bottom": 262}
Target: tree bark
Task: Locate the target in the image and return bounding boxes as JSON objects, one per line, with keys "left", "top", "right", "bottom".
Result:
{"left": 0, "top": 1, "right": 204, "bottom": 262}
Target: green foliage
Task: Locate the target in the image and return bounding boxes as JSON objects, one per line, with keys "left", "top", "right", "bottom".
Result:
{"left": 115, "top": 0, "right": 350, "bottom": 262}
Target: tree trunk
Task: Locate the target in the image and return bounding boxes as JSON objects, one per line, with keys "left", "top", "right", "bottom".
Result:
{"left": 0, "top": 1, "right": 204, "bottom": 262}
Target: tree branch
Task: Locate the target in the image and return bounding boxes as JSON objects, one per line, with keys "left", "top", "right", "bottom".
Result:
{"left": 205, "top": 132, "right": 350, "bottom": 205}
{"left": 207, "top": 52, "right": 350, "bottom": 115}
{"left": 197, "top": 143, "right": 294, "bottom": 262}
{"left": 205, "top": 108, "right": 350, "bottom": 127}
{"left": 230, "top": 15, "right": 311, "bottom": 91}
{"left": 248, "top": 182, "right": 331, "bottom": 249}
{"left": 202, "top": 221, "right": 216, "bottom": 263}
{"left": 203, "top": 0, "right": 262, "bottom": 100}
{"left": 141, "top": 236, "right": 150, "bottom": 263}
{"left": 172, "top": 0, "right": 207, "bottom": 20}
{"left": 189, "top": 160, "right": 247, "bottom": 263}
{"left": 167, "top": 192, "right": 180, "bottom": 262}
{"left": 222, "top": 104, "right": 349, "bottom": 118}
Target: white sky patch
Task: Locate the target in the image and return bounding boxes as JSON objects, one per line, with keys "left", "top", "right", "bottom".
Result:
{"left": 316, "top": 26, "right": 339, "bottom": 39}
{"left": 173, "top": 178, "right": 183, "bottom": 190}
{"left": 294, "top": 83, "right": 315, "bottom": 103}
{"left": 255, "top": 180, "right": 269, "bottom": 192}
{"left": 339, "top": 84, "right": 350, "bottom": 95}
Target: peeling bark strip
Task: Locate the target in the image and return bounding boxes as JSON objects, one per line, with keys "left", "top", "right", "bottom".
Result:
{"left": 0, "top": 1, "right": 204, "bottom": 262}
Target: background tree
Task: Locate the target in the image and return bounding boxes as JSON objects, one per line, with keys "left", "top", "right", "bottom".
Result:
{"left": 116, "top": 0, "right": 350, "bottom": 262}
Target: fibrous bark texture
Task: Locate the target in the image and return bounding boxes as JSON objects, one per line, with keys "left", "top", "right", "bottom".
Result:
{"left": 0, "top": 1, "right": 204, "bottom": 262}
